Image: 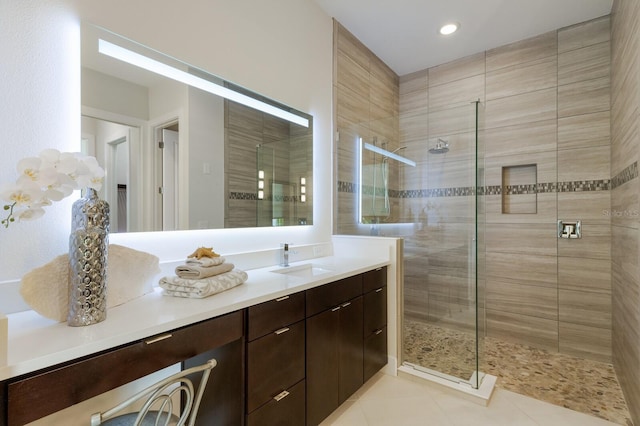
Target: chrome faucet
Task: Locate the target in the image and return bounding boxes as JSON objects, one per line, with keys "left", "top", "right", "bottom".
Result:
{"left": 281, "top": 243, "right": 290, "bottom": 267}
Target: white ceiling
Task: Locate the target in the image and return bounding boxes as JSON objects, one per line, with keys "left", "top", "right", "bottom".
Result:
{"left": 313, "top": 0, "right": 614, "bottom": 76}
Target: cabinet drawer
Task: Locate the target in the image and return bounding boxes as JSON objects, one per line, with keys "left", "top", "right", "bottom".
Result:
{"left": 247, "top": 291, "right": 305, "bottom": 341}
{"left": 364, "top": 326, "right": 387, "bottom": 382}
{"left": 306, "top": 274, "right": 362, "bottom": 317}
{"left": 364, "top": 285, "right": 387, "bottom": 336}
{"left": 246, "top": 379, "right": 305, "bottom": 426}
{"left": 363, "top": 267, "right": 387, "bottom": 293}
{"left": 247, "top": 320, "right": 305, "bottom": 412}
{"left": 7, "top": 311, "right": 243, "bottom": 426}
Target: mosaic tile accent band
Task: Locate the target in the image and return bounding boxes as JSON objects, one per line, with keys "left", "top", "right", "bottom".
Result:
{"left": 229, "top": 191, "right": 301, "bottom": 203}
{"left": 229, "top": 191, "right": 259, "bottom": 201}
{"left": 611, "top": 161, "right": 638, "bottom": 189}
{"left": 337, "top": 178, "right": 614, "bottom": 198}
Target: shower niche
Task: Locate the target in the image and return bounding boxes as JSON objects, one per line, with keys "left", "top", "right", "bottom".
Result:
{"left": 501, "top": 164, "right": 537, "bottom": 214}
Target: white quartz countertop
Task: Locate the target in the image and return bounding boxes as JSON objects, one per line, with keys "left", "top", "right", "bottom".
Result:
{"left": 0, "top": 256, "right": 389, "bottom": 381}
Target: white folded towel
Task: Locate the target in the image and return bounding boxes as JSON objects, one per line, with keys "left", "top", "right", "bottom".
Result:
{"left": 185, "top": 256, "right": 226, "bottom": 267}
{"left": 175, "top": 262, "right": 234, "bottom": 279}
{"left": 159, "top": 270, "right": 248, "bottom": 299}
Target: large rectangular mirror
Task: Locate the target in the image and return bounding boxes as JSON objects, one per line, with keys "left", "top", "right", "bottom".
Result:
{"left": 81, "top": 23, "right": 313, "bottom": 232}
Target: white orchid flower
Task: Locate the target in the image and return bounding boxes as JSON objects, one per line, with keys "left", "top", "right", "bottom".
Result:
{"left": 0, "top": 181, "right": 43, "bottom": 207}
{"left": 16, "top": 206, "right": 45, "bottom": 221}
{"left": 2, "top": 149, "right": 106, "bottom": 228}
{"left": 39, "top": 149, "right": 79, "bottom": 175}
{"left": 16, "top": 156, "right": 42, "bottom": 181}
{"left": 75, "top": 155, "right": 105, "bottom": 191}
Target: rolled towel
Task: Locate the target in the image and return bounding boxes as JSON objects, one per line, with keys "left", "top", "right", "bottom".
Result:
{"left": 159, "top": 270, "right": 248, "bottom": 299}
{"left": 175, "top": 262, "right": 234, "bottom": 279}
{"left": 185, "top": 256, "right": 226, "bottom": 267}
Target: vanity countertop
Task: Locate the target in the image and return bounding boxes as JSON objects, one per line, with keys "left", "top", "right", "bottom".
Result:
{"left": 0, "top": 255, "right": 389, "bottom": 382}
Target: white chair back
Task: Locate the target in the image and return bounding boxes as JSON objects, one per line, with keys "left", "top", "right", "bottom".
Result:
{"left": 90, "top": 358, "right": 217, "bottom": 426}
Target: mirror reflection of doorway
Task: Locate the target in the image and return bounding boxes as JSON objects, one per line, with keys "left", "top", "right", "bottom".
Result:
{"left": 107, "top": 136, "right": 128, "bottom": 233}
{"left": 81, "top": 115, "right": 137, "bottom": 233}
{"left": 160, "top": 125, "right": 179, "bottom": 231}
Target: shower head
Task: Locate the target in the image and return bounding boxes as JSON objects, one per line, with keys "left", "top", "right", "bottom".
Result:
{"left": 429, "top": 138, "right": 449, "bottom": 154}
{"left": 382, "top": 146, "right": 407, "bottom": 162}
{"left": 389, "top": 146, "right": 407, "bottom": 154}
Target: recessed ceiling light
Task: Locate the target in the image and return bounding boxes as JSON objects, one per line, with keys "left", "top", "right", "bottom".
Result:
{"left": 439, "top": 23, "right": 459, "bottom": 36}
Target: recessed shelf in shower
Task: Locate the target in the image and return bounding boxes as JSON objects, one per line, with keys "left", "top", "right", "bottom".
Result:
{"left": 501, "top": 164, "right": 537, "bottom": 214}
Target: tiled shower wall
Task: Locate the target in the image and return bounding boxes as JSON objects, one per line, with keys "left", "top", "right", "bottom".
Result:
{"left": 482, "top": 18, "right": 612, "bottom": 362}
{"left": 611, "top": 0, "right": 640, "bottom": 423}
{"left": 333, "top": 21, "right": 399, "bottom": 234}
{"left": 334, "top": 17, "right": 613, "bottom": 361}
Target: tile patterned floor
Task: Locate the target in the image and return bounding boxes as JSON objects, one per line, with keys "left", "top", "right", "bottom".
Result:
{"left": 320, "top": 372, "right": 621, "bottom": 426}
{"left": 403, "top": 319, "right": 633, "bottom": 425}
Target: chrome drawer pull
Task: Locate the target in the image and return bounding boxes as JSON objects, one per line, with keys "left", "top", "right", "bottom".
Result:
{"left": 341, "top": 302, "right": 351, "bottom": 308}
{"left": 375, "top": 288, "right": 383, "bottom": 293}
{"left": 273, "top": 390, "right": 290, "bottom": 402}
{"left": 275, "top": 295, "right": 290, "bottom": 302}
{"left": 375, "top": 329, "right": 383, "bottom": 335}
{"left": 145, "top": 333, "right": 173, "bottom": 345}
{"left": 275, "top": 327, "right": 290, "bottom": 335}
{"left": 331, "top": 306, "right": 341, "bottom": 312}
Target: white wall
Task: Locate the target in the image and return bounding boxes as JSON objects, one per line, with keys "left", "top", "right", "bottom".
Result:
{"left": 188, "top": 87, "right": 225, "bottom": 229}
{"left": 0, "top": 0, "right": 333, "bottom": 285}
{"left": 0, "top": 0, "right": 80, "bottom": 282}
{"left": 82, "top": 68, "right": 150, "bottom": 120}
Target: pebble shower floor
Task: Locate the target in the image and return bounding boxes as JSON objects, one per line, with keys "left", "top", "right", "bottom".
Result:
{"left": 404, "top": 319, "right": 633, "bottom": 425}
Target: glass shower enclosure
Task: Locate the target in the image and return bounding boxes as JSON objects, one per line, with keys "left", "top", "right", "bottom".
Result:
{"left": 400, "top": 101, "right": 485, "bottom": 389}
{"left": 353, "top": 101, "right": 485, "bottom": 389}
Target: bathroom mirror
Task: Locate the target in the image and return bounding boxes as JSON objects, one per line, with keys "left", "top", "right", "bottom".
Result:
{"left": 359, "top": 137, "right": 415, "bottom": 224}
{"left": 81, "top": 23, "right": 313, "bottom": 232}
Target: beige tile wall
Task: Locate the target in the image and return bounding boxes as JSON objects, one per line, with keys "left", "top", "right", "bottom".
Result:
{"left": 556, "top": 17, "right": 612, "bottom": 362}
{"left": 334, "top": 17, "right": 613, "bottom": 363}
{"left": 333, "top": 21, "right": 399, "bottom": 233}
{"left": 225, "top": 100, "right": 311, "bottom": 227}
{"left": 610, "top": 0, "right": 640, "bottom": 424}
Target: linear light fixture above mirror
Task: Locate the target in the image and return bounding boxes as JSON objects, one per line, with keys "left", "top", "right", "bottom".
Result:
{"left": 362, "top": 142, "right": 416, "bottom": 167}
{"left": 98, "top": 39, "right": 309, "bottom": 128}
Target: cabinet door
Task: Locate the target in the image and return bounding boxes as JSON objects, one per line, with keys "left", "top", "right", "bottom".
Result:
{"left": 306, "top": 307, "right": 340, "bottom": 426}
{"left": 364, "top": 286, "right": 387, "bottom": 336}
{"left": 364, "top": 326, "right": 387, "bottom": 382}
{"left": 338, "top": 296, "right": 363, "bottom": 403}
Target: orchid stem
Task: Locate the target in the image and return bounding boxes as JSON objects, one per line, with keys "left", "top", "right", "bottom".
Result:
{"left": 1, "top": 202, "right": 16, "bottom": 228}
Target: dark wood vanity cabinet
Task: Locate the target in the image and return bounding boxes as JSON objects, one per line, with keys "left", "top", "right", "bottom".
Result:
{"left": 1, "top": 311, "right": 244, "bottom": 426}
{"left": 0, "top": 266, "right": 387, "bottom": 426}
{"left": 245, "top": 291, "right": 306, "bottom": 426}
{"left": 363, "top": 267, "right": 388, "bottom": 382}
{"left": 306, "top": 275, "right": 364, "bottom": 426}
{"left": 305, "top": 267, "right": 388, "bottom": 426}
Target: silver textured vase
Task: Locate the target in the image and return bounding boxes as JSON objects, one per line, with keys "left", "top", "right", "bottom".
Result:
{"left": 67, "top": 188, "right": 110, "bottom": 326}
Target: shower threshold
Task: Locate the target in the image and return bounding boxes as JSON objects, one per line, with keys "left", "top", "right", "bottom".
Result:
{"left": 398, "top": 362, "right": 496, "bottom": 406}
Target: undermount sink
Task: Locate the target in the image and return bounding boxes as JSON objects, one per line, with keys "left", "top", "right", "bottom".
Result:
{"left": 270, "top": 263, "right": 333, "bottom": 278}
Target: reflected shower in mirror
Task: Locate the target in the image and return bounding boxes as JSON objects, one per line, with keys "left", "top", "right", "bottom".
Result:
{"left": 81, "top": 23, "right": 313, "bottom": 232}
{"left": 359, "top": 136, "right": 415, "bottom": 224}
